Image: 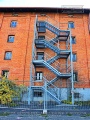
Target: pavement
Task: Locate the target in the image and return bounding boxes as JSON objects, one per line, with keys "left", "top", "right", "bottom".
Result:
{"left": 0, "top": 114, "right": 90, "bottom": 120}
{"left": 0, "top": 108, "right": 90, "bottom": 120}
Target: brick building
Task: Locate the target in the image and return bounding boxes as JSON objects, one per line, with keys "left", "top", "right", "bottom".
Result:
{"left": 0, "top": 7, "right": 90, "bottom": 103}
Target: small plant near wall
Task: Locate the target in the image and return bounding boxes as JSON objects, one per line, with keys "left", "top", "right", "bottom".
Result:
{"left": 39, "top": 100, "right": 43, "bottom": 105}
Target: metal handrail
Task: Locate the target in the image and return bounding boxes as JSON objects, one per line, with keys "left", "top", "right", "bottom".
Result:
{"left": 37, "top": 14, "right": 69, "bottom": 30}
{"left": 32, "top": 76, "right": 59, "bottom": 89}
{"left": 33, "top": 52, "right": 71, "bottom": 73}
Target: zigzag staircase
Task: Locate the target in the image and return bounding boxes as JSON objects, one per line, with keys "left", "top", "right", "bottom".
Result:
{"left": 32, "top": 17, "right": 72, "bottom": 104}
{"left": 31, "top": 77, "right": 61, "bottom": 104}
{"left": 37, "top": 21, "right": 69, "bottom": 36}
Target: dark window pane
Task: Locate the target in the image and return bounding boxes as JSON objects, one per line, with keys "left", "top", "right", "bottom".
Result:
{"left": 36, "top": 72, "right": 43, "bottom": 80}
{"left": 71, "top": 36, "right": 76, "bottom": 44}
{"left": 2, "top": 70, "right": 9, "bottom": 78}
{"left": 68, "top": 22, "right": 74, "bottom": 28}
{"left": 10, "top": 21, "right": 17, "bottom": 27}
{"left": 38, "top": 22, "right": 46, "bottom": 32}
{"left": 38, "top": 27, "right": 46, "bottom": 32}
{"left": 38, "top": 36, "right": 45, "bottom": 39}
{"left": 4, "top": 51, "right": 12, "bottom": 60}
{"left": 72, "top": 53, "right": 76, "bottom": 62}
{"left": 37, "top": 52, "right": 44, "bottom": 60}
{"left": 39, "top": 22, "right": 45, "bottom": 26}
{"left": 8, "top": 35, "right": 15, "bottom": 42}
{"left": 74, "top": 93, "right": 80, "bottom": 98}
{"left": 73, "top": 72, "right": 78, "bottom": 81}
{"left": 34, "top": 91, "right": 43, "bottom": 97}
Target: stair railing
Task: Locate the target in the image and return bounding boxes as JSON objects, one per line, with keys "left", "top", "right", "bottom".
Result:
{"left": 43, "top": 77, "right": 61, "bottom": 99}
{"left": 37, "top": 14, "right": 68, "bottom": 30}
{"left": 45, "top": 35, "right": 70, "bottom": 51}
{"left": 45, "top": 15, "right": 68, "bottom": 30}
{"left": 33, "top": 52, "right": 71, "bottom": 73}
{"left": 44, "top": 53, "right": 71, "bottom": 73}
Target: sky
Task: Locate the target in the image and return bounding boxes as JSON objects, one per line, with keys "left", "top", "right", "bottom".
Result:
{"left": 0, "top": 0, "right": 90, "bottom": 8}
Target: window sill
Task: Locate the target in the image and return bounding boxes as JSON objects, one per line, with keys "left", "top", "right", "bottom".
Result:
{"left": 35, "top": 80, "right": 43, "bottom": 82}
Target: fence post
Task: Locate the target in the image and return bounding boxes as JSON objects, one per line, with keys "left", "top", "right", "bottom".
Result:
{"left": 28, "top": 87, "right": 31, "bottom": 105}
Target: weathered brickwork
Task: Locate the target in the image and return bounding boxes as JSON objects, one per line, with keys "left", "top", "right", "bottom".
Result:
{"left": 0, "top": 12, "right": 90, "bottom": 88}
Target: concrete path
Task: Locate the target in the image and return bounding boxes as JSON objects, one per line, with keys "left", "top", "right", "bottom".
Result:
{"left": 0, "top": 114, "right": 90, "bottom": 120}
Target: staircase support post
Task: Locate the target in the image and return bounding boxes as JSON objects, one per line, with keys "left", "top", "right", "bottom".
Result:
{"left": 70, "top": 30, "right": 74, "bottom": 105}
{"left": 28, "top": 87, "right": 31, "bottom": 105}
{"left": 43, "top": 80, "right": 47, "bottom": 114}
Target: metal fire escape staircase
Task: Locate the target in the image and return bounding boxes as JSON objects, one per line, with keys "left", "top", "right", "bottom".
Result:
{"left": 32, "top": 19, "right": 72, "bottom": 104}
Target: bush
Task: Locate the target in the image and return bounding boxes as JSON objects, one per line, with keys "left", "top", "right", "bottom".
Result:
{"left": 0, "top": 77, "right": 22, "bottom": 104}
{"left": 62, "top": 100, "right": 72, "bottom": 104}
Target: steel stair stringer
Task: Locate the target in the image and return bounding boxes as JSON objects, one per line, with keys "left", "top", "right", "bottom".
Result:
{"left": 44, "top": 21, "right": 69, "bottom": 36}
{"left": 47, "top": 77, "right": 59, "bottom": 85}
{"left": 46, "top": 54, "right": 60, "bottom": 64}
{"left": 42, "top": 86, "right": 61, "bottom": 104}
{"left": 31, "top": 86, "right": 61, "bottom": 104}
{"left": 33, "top": 60, "right": 61, "bottom": 76}
{"left": 33, "top": 60, "right": 71, "bottom": 78}
{"left": 35, "top": 39, "right": 60, "bottom": 54}
{"left": 49, "top": 36, "right": 59, "bottom": 44}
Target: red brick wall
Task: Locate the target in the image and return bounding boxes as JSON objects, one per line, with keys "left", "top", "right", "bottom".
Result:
{"left": 0, "top": 12, "right": 90, "bottom": 87}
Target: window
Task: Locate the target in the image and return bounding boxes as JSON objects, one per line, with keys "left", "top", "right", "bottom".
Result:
{"left": 36, "top": 72, "right": 43, "bottom": 80}
{"left": 74, "top": 93, "right": 80, "bottom": 98}
{"left": 8, "top": 35, "right": 15, "bottom": 43}
{"left": 38, "top": 36, "right": 45, "bottom": 39}
{"left": 33, "top": 90, "right": 43, "bottom": 97}
{"left": 4, "top": 51, "right": 12, "bottom": 60}
{"left": 10, "top": 21, "right": 17, "bottom": 27}
{"left": 72, "top": 53, "right": 77, "bottom": 62}
{"left": 37, "top": 52, "right": 44, "bottom": 60}
{"left": 73, "top": 72, "right": 78, "bottom": 81}
{"left": 68, "top": 22, "right": 74, "bottom": 28}
{"left": 37, "top": 22, "right": 46, "bottom": 32}
{"left": 71, "top": 36, "right": 76, "bottom": 44}
{"left": 2, "top": 70, "right": 9, "bottom": 78}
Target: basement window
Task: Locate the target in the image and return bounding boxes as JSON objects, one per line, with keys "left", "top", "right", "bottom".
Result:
{"left": 2, "top": 70, "right": 9, "bottom": 78}
{"left": 74, "top": 93, "right": 80, "bottom": 98}
{"left": 33, "top": 90, "right": 43, "bottom": 97}
{"left": 10, "top": 21, "right": 17, "bottom": 27}
{"left": 7, "top": 35, "right": 15, "bottom": 43}
{"left": 4, "top": 51, "right": 12, "bottom": 60}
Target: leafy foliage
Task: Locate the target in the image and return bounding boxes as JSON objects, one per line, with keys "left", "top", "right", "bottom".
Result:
{"left": 0, "top": 77, "right": 26, "bottom": 104}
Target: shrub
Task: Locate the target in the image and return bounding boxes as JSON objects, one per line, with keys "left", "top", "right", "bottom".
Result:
{"left": 0, "top": 77, "right": 21, "bottom": 104}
